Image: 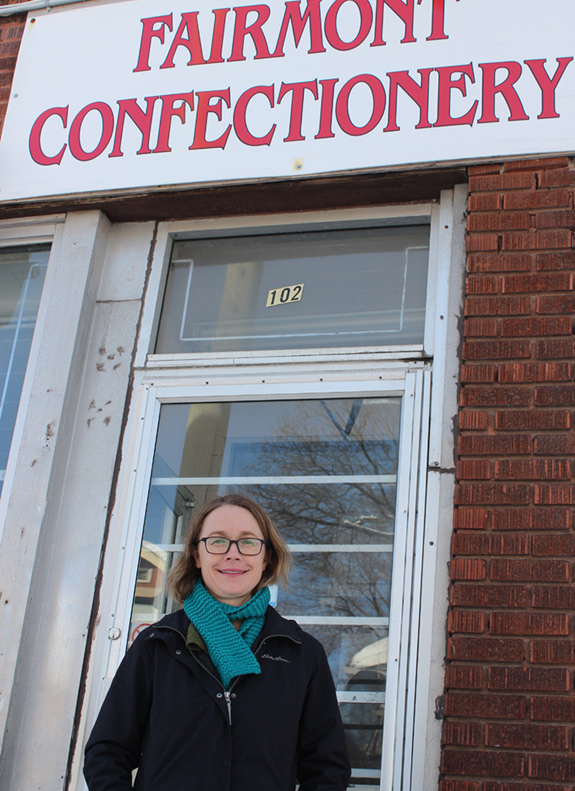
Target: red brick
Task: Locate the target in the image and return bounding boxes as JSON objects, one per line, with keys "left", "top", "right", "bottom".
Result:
{"left": 456, "top": 460, "right": 492, "bottom": 480}
{"left": 467, "top": 254, "right": 531, "bottom": 273}
{"left": 503, "top": 272, "right": 574, "bottom": 293}
{"left": 458, "top": 435, "right": 531, "bottom": 455}
{"left": 501, "top": 229, "right": 572, "bottom": 251}
{"left": 503, "top": 188, "right": 571, "bottom": 210}
{"left": 444, "top": 665, "right": 484, "bottom": 689}
{"left": 489, "top": 612, "right": 569, "bottom": 637}
{"left": 533, "top": 434, "right": 574, "bottom": 455}
{"left": 448, "top": 611, "right": 486, "bottom": 634}
{"left": 451, "top": 558, "right": 487, "bottom": 580}
{"left": 536, "top": 251, "right": 575, "bottom": 270}
{"left": 442, "top": 750, "right": 525, "bottom": 778}
{"left": 447, "top": 637, "right": 524, "bottom": 662}
{"left": 536, "top": 338, "right": 575, "bottom": 359}
{"left": 488, "top": 666, "right": 569, "bottom": 692}
{"left": 532, "top": 533, "right": 575, "bottom": 556}
{"left": 485, "top": 784, "right": 571, "bottom": 791}
{"left": 501, "top": 317, "right": 573, "bottom": 337}
{"left": 490, "top": 559, "right": 569, "bottom": 582}
{"left": 498, "top": 362, "right": 575, "bottom": 383}
{"left": 463, "top": 340, "right": 531, "bottom": 360}
{"left": 468, "top": 193, "right": 501, "bottom": 212}
{"left": 461, "top": 365, "right": 497, "bottom": 383}
{"left": 530, "top": 696, "right": 575, "bottom": 722}
{"left": 467, "top": 234, "right": 499, "bottom": 252}
{"left": 442, "top": 721, "right": 482, "bottom": 747}
{"left": 528, "top": 754, "right": 575, "bottom": 782}
{"left": 470, "top": 163, "right": 502, "bottom": 175}
{"left": 532, "top": 508, "right": 572, "bottom": 530}
{"left": 466, "top": 275, "right": 500, "bottom": 294}
{"left": 504, "top": 157, "right": 571, "bottom": 171}
{"left": 495, "top": 410, "right": 570, "bottom": 431}
{"left": 460, "top": 386, "right": 530, "bottom": 407}
{"left": 464, "top": 318, "right": 499, "bottom": 336}
{"left": 531, "top": 640, "right": 575, "bottom": 664}
{"left": 459, "top": 411, "right": 489, "bottom": 431}
{"left": 535, "top": 210, "right": 575, "bottom": 229}
{"left": 537, "top": 295, "right": 575, "bottom": 313}
{"left": 532, "top": 586, "right": 575, "bottom": 609}
{"left": 493, "top": 509, "right": 561, "bottom": 531}
{"left": 534, "top": 484, "right": 575, "bottom": 505}
{"left": 452, "top": 533, "right": 529, "bottom": 556}
{"left": 535, "top": 385, "right": 575, "bottom": 406}
{"left": 469, "top": 172, "right": 535, "bottom": 191}
{"left": 450, "top": 584, "right": 529, "bottom": 609}
{"left": 453, "top": 508, "right": 490, "bottom": 530}
{"left": 538, "top": 168, "right": 575, "bottom": 188}
{"left": 468, "top": 213, "right": 531, "bottom": 232}
{"left": 494, "top": 459, "right": 571, "bottom": 481}
{"left": 455, "top": 484, "right": 530, "bottom": 506}
{"left": 486, "top": 723, "right": 568, "bottom": 751}
{"left": 445, "top": 692, "right": 526, "bottom": 719}
{"left": 465, "top": 296, "right": 530, "bottom": 316}
{"left": 441, "top": 782, "right": 481, "bottom": 791}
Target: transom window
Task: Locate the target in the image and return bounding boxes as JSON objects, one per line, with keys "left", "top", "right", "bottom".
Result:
{"left": 155, "top": 225, "right": 429, "bottom": 354}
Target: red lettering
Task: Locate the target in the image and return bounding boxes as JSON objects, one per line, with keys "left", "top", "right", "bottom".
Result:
{"left": 109, "top": 97, "right": 159, "bottom": 157}
{"left": 336, "top": 74, "right": 386, "bottom": 135}
{"left": 190, "top": 90, "right": 232, "bottom": 149}
{"left": 325, "top": 0, "right": 373, "bottom": 51}
{"left": 526, "top": 57, "right": 573, "bottom": 119}
{"left": 478, "top": 62, "right": 528, "bottom": 124}
{"left": 160, "top": 12, "right": 206, "bottom": 68}
{"left": 372, "top": 0, "right": 416, "bottom": 47}
{"left": 29, "top": 107, "right": 68, "bottom": 166}
{"left": 229, "top": 5, "right": 273, "bottom": 62}
{"left": 207, "top": 8, "right": 231, "bottom": 64}
{"left": 385, "top": 68, "right": 432, "bottom": 131}
{"left": 233, "top": 85, "right": 276, "bottom": 146}
{"left": 68, "top": 102, "right": 114, "bottom": 161}
{"left": 272, "top": 0, "right": 325, "bottom": 56}
{"left": 277, "top": 80, "right": 318, "bottom": 141}
{"left": 315, "top": 78, "right": 339, "bottom": 139}
{"left": 425, "top": 0, "right": 448, "bottom": 41}
{"left": 435, "top": 63, "right": 478, "bottom": 127}
{"left": 134, "top": 15, "right": 173, "bottom": 72}
{"left": 153, "top": 91, "right": 195, "bottom": 153}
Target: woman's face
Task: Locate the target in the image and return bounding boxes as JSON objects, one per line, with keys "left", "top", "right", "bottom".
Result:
{"left": 195, "top": 504, "right": 268, "bottom": 606}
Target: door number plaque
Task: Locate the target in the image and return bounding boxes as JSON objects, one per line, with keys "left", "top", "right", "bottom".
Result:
{"left": 266, "top": 283, "right": 304, "bottom": 307}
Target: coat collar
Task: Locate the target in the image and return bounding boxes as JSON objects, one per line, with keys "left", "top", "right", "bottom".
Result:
{"left": 150, "top": 604, "right": 302, "bottom": 645}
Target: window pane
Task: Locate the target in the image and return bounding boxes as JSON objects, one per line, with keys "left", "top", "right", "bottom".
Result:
{"left": 155, "top": 226, "right": 429, "bottom": 353}
{"left": 129, "top": 397, "right": 402, "bottom": 786}
{"left": 0, "top": 245, "right": 50, "bottom": 495}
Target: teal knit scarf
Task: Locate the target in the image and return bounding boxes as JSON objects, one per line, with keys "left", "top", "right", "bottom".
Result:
{"left": 183, "top": 580, "right": 270, "bottom": 690}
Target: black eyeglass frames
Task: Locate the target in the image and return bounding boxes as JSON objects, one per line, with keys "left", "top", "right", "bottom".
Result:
{"left": 197, "top": 536, "right": 268, "bottom": 556}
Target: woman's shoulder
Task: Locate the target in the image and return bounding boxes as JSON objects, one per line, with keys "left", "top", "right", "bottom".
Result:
{"left": 264, "top": 607, "right": 327, "bottom": 657}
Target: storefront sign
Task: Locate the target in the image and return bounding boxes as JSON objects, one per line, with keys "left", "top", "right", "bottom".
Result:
{"left": 0, "top": 0, "right": 573, "bottom": 200}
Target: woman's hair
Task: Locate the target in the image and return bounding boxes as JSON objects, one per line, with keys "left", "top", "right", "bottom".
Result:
{"left": 168, "top": 493, "right": 292, "bottom": 603}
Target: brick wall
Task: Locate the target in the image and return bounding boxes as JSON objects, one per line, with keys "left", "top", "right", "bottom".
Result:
{"left": 442, "top": 157, "right": 575, "bottom": 790}
{"left": 0, "top": 3, "right": 26, "bottom": 137}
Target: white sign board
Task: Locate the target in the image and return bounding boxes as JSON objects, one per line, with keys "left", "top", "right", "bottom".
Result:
{"left": 0, "top": 0, "right": 574, "bottom": 201}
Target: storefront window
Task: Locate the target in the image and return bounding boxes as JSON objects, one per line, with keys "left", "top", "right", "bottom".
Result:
{"left": 155, "top": 226, "right": 429, "bottom": 353}
{"left": 0, "top": 245, "right": 50, "bottom": 495}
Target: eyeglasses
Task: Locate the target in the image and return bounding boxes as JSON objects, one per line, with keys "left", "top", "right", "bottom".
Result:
{"left": 197, "top": 536, "right": 268, "bottom": 556}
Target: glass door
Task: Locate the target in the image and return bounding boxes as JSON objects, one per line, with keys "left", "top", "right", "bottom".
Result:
{"left": 125, "top": 381, "right": 426, "bottom": 790}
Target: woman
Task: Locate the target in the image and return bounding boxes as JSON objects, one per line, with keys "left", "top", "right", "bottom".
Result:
{"left": 84, "top": 493, "right": 351, "bottom": 790}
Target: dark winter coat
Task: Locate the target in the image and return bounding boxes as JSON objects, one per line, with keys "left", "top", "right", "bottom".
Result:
{"left": 84, "top": 606, "right": 351, "bottom": 791}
